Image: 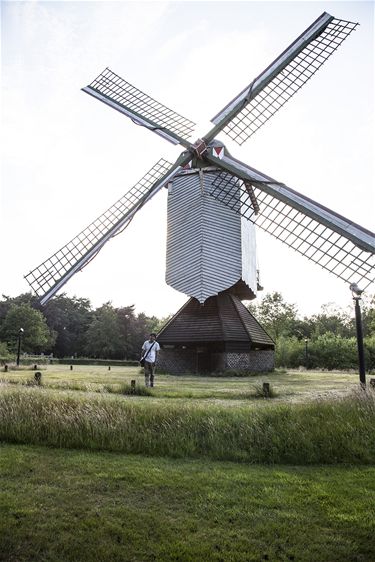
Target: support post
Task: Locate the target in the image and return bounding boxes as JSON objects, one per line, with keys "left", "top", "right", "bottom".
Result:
{"left": 353, "top": 296, "right": 366, "bottom": 388}
{"left": 16, "top": 329, "right": 24, "bottom": 366}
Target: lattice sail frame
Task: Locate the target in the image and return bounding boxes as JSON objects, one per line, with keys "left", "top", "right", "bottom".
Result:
{"left": 210, "top": 16, "right": 358, "bottom": 145}
{"left": 210, "top": 171, "right": 375, "bottom": 289}
{"left": 83, "top": 68, "right": 196, "bottom": 145}
{"left": 25, "top": 159, "right": 175, "bottom": 304}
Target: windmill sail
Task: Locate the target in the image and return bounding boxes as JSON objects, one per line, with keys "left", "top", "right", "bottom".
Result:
{"left": 25, "top": 158, "right": 182, "bottom": 304}
{"left": 83, "top": 68, "right": 196, "bottom": 147}
{"left": 206, "top": 151, "right": 375, "bottom": 289}
{"left": 208, "top": 13, "right": 358, "bottom": 145}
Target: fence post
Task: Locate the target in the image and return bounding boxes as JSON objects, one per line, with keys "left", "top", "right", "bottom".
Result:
{"left": 263, "top": 382, "right": 270, "bottom": 398}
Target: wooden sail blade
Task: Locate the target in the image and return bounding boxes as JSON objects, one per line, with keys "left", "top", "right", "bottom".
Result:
{"left": 83, "top": 68, "right": 196, "bottom": 147}
{"left": 24, "top": 157, "right": 186, "bottom": 304}
{"left": 207, "top": 13, "right": 358, "bottom": 145}
{"left": 205, "top": 153, "right": 375, "bottom": 289}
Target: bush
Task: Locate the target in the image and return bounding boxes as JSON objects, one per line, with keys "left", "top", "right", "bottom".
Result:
{"left": 275, "top": 334, "right": 375, "bottom": 370}
{"left": 0, "top": 342, "right": 12, "bottom": 363}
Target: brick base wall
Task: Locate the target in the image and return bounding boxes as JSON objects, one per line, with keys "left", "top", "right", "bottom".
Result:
{"left": 158, "top": 349, "right": 274, "bottom": 374}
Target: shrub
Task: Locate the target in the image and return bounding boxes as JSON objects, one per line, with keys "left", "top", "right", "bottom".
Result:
{"left": 51, "top": 358, "right": 139, "bottom": 367}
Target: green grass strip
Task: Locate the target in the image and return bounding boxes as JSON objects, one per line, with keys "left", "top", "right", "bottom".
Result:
{"left": 1, "top": 444, "right": 374, "bottom": 561}
{"left": 0, "top": 387, "right": 374, "bottom": 464}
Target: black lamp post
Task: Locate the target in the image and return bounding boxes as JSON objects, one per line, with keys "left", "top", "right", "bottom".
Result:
{"left": 304, "top": 338, "right": 309, "bottom": 368}
{"left": 349, "top": 283, "right": 366, "bottom": 388}
{"left": 16, "top": 328, "right": 24, "bottom": 366}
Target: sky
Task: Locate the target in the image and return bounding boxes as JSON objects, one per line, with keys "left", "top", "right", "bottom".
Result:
{"left": 1, "top": 0, "right": 374, "bottom": 319}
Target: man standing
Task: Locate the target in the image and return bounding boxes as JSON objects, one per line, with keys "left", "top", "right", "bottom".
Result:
{"left": 141, "top": 333, "right": 160, "bottom": 387}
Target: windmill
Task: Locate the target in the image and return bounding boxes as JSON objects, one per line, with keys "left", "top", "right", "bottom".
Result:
{"left": 25, "top": 12, "right": 375, "bottom": 373}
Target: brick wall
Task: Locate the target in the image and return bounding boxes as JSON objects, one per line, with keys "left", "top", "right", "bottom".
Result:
{"left": 158, "top": 348, "right": 274, "bottom": 374}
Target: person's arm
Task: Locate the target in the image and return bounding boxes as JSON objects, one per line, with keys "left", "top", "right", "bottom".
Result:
{"left": 155, "top": 342, "right": 160, "bottom": 363}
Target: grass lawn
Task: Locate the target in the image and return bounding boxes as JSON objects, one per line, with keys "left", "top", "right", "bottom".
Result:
{"left": 0, "top": 364, "right": 363, "bottom": 404}
{"left": 1, "top": 366, "right": 374, "bottom": 560}
{"left": 1, "top": 443, "right": 374, "bottom": 562}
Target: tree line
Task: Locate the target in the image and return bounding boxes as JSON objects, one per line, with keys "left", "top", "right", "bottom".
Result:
{"left": 0, "top": 291, "right": 374, "bottom": 369}
{"left": 0, "top": 293, "right": 165, "bottom": 360}
{"left": 248, "top": 292, "right": 375, "bottom": 371}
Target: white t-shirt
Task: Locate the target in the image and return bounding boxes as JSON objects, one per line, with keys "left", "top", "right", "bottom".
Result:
{"left": 142, "top": 340, "right": 160, "bottom": 363}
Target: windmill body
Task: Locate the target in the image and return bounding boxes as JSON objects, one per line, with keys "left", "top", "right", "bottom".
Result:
{"left": 166, "top": 165, "right": 257, "bottom": 303}
{"left": 24, "top": 12, "right": 375, "bottom": 372}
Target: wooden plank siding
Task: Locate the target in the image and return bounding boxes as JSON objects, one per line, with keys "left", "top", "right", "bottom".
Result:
{"left": 166, "top": 169, "right": 257, "bottom": 302}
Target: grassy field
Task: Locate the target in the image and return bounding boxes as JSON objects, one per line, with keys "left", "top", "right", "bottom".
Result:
{"left": 1, "top": 444, "right": 374, "bottom": 562}
{"left": 1, "top": 366, "right": 374, "bottom": 560}
{"left": 0, "top": 364, "right": 363, "bottom": 403}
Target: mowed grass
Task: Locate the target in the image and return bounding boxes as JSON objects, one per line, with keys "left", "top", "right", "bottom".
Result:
{"left": 0, "top": 364, "right": 363, "bottom": 402}
{"left": 1, "top": 444, "right": 374, "bottom": 562}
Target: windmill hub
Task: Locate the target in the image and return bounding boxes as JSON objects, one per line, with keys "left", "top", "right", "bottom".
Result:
{"left": 192, "top": 138, "right": 208, "bottom": 159}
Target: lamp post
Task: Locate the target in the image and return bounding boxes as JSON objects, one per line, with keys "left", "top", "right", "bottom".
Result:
{"left": 349, "top": 283, "right": 366, "bottom": 388}
{"left": 304, "top": 338, "right": 309, "bottom": 368}
{"left": 16, "top": 328, "right": 24, "bottom": 366}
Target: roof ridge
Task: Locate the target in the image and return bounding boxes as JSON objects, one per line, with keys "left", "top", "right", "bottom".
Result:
{"left": 157, "top": 297, "right": 192, "bottom": 337}
{"left": 230, "top": 295, "right": 275, "bottom": 345}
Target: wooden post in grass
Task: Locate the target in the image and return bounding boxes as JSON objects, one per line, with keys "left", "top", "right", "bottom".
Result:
{"left": 263, "top": 382, "right": 270, "bottom": 398}
{"left": 131, "top": 380, "right": 136, "bottom": 394}
{"left": 34, "top": 372, "right": 42, "bottom": 385}
{"left": 4, "top": 364, "right": 8, "bottom": 372}
{"left": 108, "top": 366, "right": 111, "bottom": 371}
{"left": 70, "top": 365, "right": 73, "bottom": 371}
{"left": 33, "top": 364, "right": 38, "bottom": 370}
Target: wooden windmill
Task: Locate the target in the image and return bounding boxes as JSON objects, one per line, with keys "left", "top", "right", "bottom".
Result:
{"left": 25, "top": 12, "right": 375, "bottom": 372}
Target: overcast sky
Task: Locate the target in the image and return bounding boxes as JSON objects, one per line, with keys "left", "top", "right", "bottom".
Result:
{"left": 1, "top": 0, "right": 374, "bottom": 319}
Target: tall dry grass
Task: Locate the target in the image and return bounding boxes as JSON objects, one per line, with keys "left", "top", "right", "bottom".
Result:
{"left": 0, "top": 386, "right": 374, "bottom": 464}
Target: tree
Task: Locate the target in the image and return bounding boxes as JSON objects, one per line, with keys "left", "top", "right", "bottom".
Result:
{"left": 248, "top": 292, "right": 298, "bottom": 341}
{"left": 84, "top": 303, "right": 123, "bottom": 359}
{"left": 42, "top": 294, "right": 93, "bottom": 357}
{"left": 308, "top": 302, "right": 354, "bottom": 339}
{"left": 0, "top": 303, "right": 56, "bottom": 354}
{"left": 361, "top": 294, "right": 375, "bottom": 337}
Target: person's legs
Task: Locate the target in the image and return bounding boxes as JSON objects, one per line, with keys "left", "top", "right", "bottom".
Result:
{"left": 149, "top": 363, "right": 155, "bottom": 387}
{"left": 144, "top": 362, "right": 151, "bottom": 386}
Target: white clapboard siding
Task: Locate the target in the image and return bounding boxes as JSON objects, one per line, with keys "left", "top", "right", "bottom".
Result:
{"left": 166, "top": 169, "right": 257, "bottom": 302}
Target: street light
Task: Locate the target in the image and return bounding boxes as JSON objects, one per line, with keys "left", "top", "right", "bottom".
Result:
{"left": 349, "top": 283, "right": 366, "bottom": 388}
{"left": 16, "top": 328, "right": 24, "bottom": 367}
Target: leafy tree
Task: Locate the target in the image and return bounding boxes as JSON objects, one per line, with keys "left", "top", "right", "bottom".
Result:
{"left": 0, "top": 303, "right": 56, "bottom": 354}
{"left": 0, "top": 293, "right": 38, "bottom": 324}
{"left": 0, "top": 341, "right": 11, "bottom": 360}
{"left": 42, "top": 294, "right": 93, "bottom": 357}
{"left": 308, "top": 303, "right": 354, "bottom": 339}
{"left": 116, "top": 305, "right": 138, "bottom": 358}
{"left": 84, "top": 303, "right": 123, "bottom": 359}
{"left": 248, "top": 292, "right": 298, "bottom": 341}
{"left": 361, "top": 294, "right": 375, "bottom": 337}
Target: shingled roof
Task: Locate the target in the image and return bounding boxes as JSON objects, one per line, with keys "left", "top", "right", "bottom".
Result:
{"left": 158, "top": 292, "right": 274, "bottom": 348}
